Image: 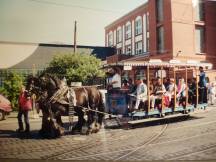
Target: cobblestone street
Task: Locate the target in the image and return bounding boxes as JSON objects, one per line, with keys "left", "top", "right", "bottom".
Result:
{"left": 1, "top": 106, "right": 216, "bottom": 161}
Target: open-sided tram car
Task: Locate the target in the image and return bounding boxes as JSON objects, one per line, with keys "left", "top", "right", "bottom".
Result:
{"left": 104, "top": 60, "right": 212, "bottom": 125}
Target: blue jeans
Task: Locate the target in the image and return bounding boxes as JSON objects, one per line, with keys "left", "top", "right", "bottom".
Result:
{"left": 17, "top": 109, "right": 30, "bottom": 131}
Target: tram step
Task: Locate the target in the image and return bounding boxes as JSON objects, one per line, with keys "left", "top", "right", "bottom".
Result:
{"left": 128, "top": 113, "right": 190, "bottom": 125}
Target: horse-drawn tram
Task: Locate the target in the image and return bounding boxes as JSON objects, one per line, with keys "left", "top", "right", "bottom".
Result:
{"left": 25, "top": 59, "right": 212, "bottom": 138}
{"left": 103, "top": 59, "right": 212, "bottom": 126}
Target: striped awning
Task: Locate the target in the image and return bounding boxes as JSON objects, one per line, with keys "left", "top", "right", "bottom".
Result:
{"left": 103, "top": 59, "right": 213, "bottom": 69}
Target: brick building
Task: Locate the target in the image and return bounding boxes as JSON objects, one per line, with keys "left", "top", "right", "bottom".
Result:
{"left": 105, "top": 0, "right": 216, "bottom": 65}
{"left": 104, "top": 0, "right": 216, "bottom": 81}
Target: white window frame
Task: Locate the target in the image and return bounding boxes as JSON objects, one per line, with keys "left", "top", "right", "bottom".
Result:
{"left": 195, "top": 26, "right": 205, "bottom": 54}
{"left": 108, "top": 31, "right": 113, "bottom": 46}
{"left": 194, "top": 0, "right": 205, "bottom": 21}
{"left": 135, "top": 17, "right": 142, "bottom": 36}
{"left": 135, "top": 41, "right": 143, "bottom": 55}
{"left": 116, "top": 27, "right": 122, "bottom": 43}
{"left": 125, "top": 45, "right": 132, "bottom": 55}
{"left": 125, "top": 22, "right": 131, "bottom": 40}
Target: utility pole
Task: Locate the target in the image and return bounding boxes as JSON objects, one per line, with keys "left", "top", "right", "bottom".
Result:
{"left": 74, "top": 21, "right": 77, "bottom": 53}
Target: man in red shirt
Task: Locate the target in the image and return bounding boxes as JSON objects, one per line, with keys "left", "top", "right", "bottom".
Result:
{"left": 17, "top": 85, "right": 32, "bottom": 133}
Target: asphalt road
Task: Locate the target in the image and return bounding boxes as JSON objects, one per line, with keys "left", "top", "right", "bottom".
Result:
{"left": 1, "top": 106, "right": 216, "bottom": 161}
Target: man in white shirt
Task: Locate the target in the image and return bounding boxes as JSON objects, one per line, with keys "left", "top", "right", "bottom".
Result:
{"left": 108, "top": 68, "right": 121, "bottom": 93}
{"left": 129, "top": 78, "right": 147, "bottom": 111}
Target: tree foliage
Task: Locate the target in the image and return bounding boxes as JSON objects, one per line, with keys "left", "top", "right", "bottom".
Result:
{"left": 44, "top": 53, "right": 105, "bottom": 84}
{"left": 0, "top": 72, "right": 23, "bottom": 110}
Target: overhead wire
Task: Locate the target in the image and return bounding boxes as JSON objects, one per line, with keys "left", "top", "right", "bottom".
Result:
{"left": 28, "top": 0, "right": 124, "bottom": 14}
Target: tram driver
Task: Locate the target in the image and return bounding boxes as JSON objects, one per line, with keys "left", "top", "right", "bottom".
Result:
{"left": 107, "top": 67, "right": 121, "bottom": 93}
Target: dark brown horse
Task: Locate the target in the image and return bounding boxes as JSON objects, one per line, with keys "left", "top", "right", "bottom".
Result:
{"left": 26, "top": 74, "right": 105, "bottom": 138}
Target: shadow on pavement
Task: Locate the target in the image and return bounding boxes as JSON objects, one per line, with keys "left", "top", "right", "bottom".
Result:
{"left": 0, "top": 129, "right": 42, "bottom": 139}
{"left": 132, "top": 115, "right": 204, "bottom": 128}
{"left": 104, "top": 115, "right": 204, "bottom": 130}
{"left": 0, "top": 122, "right": 83, "bottom": 139}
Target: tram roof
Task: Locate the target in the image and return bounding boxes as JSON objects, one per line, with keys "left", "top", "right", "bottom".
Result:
{"left": 104, "top": 60, "right": 213, "bottom": 69}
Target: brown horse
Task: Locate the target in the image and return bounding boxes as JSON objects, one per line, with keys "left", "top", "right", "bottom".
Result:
{"left": 26, "top": 74, "right": 105, "bottom": 138}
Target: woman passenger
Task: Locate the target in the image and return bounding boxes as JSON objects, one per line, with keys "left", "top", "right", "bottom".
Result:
{"left": 177, "top": 78, "right": 187, "bottom": 104}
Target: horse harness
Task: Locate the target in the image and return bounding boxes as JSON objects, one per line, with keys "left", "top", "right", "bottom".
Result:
{"left": 45, "top": 86, "right": 91, "bottom": 130}
{"left": 44, "top": 86, "right": 117, "bottom": 129}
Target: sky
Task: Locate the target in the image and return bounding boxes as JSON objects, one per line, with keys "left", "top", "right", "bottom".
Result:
{"left": 0, "top": 0, "right": 147, "bottom": 46}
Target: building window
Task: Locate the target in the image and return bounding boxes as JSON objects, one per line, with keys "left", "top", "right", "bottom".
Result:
{"left": 125, "top": 45, "right": 131, "bottom": 55}
{"left": 194, "top": 0, "right": 205, "bottom": 21}
{"left": 147, "top": 12, "right": 150, "bottom": 31}
{"left": 135, "top": 17, "right": 142, "bottom": 36}
{"left": 116, "top": 27, "right": 122, "bottom": 43}
{"left": 156, "top": 0, "right": 163, "bottom": 22}
{"left": 117, "top": 48, "right": 122, "bottom": 55}
{"left": 108, "top": 32, "right": 113, "bottom": 46}
{"left": 135, "top": 41, "right": 143, "bottom": 55}
{"left": 147, "top": 32, "right": 150, "bottom": 52}
{"left": 157, "top": 26, "right": 165, "bottom": 53}
{"left": 195, "top": 26, "right": 205, "bottom": 53}
{"left": 125, "top": 22, "right": 131, "bottom": 39}
{"left": 147, "top": 12, "right": 150, "bottom": 52}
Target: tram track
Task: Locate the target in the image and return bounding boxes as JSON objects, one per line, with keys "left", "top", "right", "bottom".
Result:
{"left": 62, "top": 118, "right": 216, "bottom": 160}
{"left": 167, "top": 143, "right": 216, "bottom": 160}
{"left": 59, "top": 124, "right": 168, "bottom": 160}
{"left": 43, "top": 124, "right": 166, "bottom": 160}
{"left": 2, "top": 110, "right": 216, "bottom": 160}
{"left": 114, "top": 124, "right": 168, "bottom": 161}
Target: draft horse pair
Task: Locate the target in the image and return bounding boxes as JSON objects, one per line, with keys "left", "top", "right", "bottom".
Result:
{"left": 26, "top": 74, "right": 105, "bottom": 138}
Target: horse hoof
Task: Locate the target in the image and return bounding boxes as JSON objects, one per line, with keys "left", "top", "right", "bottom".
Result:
{"left": 81, "top": 126, "right": 89, "bottom": 135}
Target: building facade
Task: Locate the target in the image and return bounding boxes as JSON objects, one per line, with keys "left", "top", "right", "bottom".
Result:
{"left": 105, "top": 0, "right": 216, "bottom": 69}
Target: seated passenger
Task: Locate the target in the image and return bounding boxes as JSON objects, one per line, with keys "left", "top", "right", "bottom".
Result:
{"left": 188, "top": 78, "right": 196, "bottom": 105}
{"left": 150, "top": 78, "right": 166, "bottom": 108}
{"left": 122, "top": 79, "right": 129, "bottom": 91}
{"left": 164, "top": 78, "right": 176, "bottom": 102}
{"left": 208, "top": 82, "right": 216, "bottom": 105}
{"left": 177, "top": 78, "right": 187, "bottom": 103}
{"left": 128, "top": 78, "right": 136, "bottom": 93}
{"left": 129, "top": 78, "right": 147, "bottom": 111}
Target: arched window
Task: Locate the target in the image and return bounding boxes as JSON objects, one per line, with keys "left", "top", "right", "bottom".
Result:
{"left": 116, "top": 27, "right": 122, "bottom": 43}
{"left": 125, "top": 21, "right": 131, "bottom": 39}
{"left": 135, "top": 16, "right": 142, "bottom": 35}
{"left": 108, "top": 31, "right": 113, "bottom": 46}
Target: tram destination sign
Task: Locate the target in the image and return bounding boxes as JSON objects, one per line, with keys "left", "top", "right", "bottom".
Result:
{"left": 123, "top": 65, "right": 132, "bottom": 70}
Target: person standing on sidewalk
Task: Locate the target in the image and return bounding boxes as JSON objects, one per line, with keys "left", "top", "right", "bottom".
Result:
{"left": 17, "top": 85, "right": 32, "bottom": 133}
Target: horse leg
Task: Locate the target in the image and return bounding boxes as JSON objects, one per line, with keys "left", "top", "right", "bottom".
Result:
{"left": 93, "top": 100, "right": 105, "bottom": 133}
{"left": 87, "top": 111, "right": 95, "bottom": 134}
{"left": 39, "top": 110, "right": 50, "bottom": 136}
{"left": 97, "top": 106, "right": 105, "bottom": 131}
{"left": 55, "top": 112, "right": 63, "bottom": 127}
{"left": 72, "top": 107, "right": 85, "bottom": 133}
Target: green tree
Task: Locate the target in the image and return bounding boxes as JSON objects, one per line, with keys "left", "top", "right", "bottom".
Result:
{"left": 0, "top": 72, "right": 24, "bottom": 110}
{"left": 44, "top": 53, "right": 105, "bottom": 84}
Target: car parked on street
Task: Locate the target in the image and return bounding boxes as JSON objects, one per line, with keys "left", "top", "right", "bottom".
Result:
{"left": 0, "top": 94, "right": 12, "bottom": 120}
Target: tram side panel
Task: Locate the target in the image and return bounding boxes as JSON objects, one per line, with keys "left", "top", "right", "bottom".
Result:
{"left": 105, "top": 93, "right": 128, "bottom": 116}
